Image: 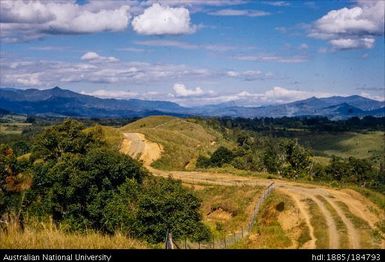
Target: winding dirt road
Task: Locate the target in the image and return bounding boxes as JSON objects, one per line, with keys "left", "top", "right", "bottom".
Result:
{"left": 121, "top": 132, "right": 385, "bottom": 249}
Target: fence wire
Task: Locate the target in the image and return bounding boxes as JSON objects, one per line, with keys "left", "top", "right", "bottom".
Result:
{"left": 172, "top": 182, "right": 275, "bottom": 249}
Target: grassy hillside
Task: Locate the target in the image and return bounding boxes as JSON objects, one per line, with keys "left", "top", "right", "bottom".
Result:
{"left": 194, "top": 185, "right": 263, "bottom": 238}
{"left": 1, "top": 223, "right": 148, "bottom": 249}
{"left": 84, "top": 125, "right": 124, "bottom": 151}
{"left": 298, "top": 131, "right": 384, "bottom": 159}
{"left": 121, "top": 116, "right": 233, "bottom": 170}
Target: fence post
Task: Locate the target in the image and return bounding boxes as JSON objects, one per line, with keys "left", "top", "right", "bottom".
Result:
{"left": 184, "top": 237, "right": 187, "bottom": 249}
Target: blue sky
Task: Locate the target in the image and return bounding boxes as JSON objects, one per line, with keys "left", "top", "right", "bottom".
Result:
{"left": 0, "top": 0, "right": 384, "bottom": 106}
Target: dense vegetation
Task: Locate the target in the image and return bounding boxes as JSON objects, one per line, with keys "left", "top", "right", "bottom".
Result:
{"left": 0, "top": 120, "right": 210, "bottom": 244}
{"left": 196, "top": 117, "right": 385, "bottom": 193}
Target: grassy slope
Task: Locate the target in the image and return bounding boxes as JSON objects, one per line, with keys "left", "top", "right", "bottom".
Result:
{"left": 194, "top": 185, "right": 262, "bottom": 238}
{"left": 121, "top": 116, "right": 233, "bottom": 170}
{"left": 234, "top": 192, "right": 308, "bottom": 249}
{"left": 298, "top": 131, "right": 384, "bottom": 159}
{"left": 0, "top": 223, "right": 147, "bottom": 249}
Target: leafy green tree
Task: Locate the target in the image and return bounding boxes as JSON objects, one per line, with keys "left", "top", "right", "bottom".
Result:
{"left": 263, "top": 141, "right": 284, "bottom": 174}
{"left": 135, "top": 177, "right": 211, "bottom": 243}
{"left": 208, "top": 146, "right": 235, "bottom": 167}
{"left": 196, "top": 155, "right": 211, "bottom": 168}
{"left": 30, "top": 147, "right": 147, "bottom": 232}
{"left": 31, "top": 119, "right": 102, "bottom": 161}
{"left": 283, "top": 140, "right": 312, "bottom": 178}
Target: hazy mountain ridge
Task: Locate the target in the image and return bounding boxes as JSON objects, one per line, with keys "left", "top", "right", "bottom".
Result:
{"left": 0, "top": 87, "right": 383, "bottom": 119}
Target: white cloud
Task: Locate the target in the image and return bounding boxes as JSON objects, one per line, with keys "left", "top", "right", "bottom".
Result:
{"left": 309, "top": 0, "right": 384, "bottom": 50}
{"left": 167, "top": 86, "right": 332, "bottom": 106}
{"left": 0, "top": 0, "right": 131, "bottom": 42}
{"left": 81, "top": 89, "right": 138, "bottom": 99}
{"left": 226, "top": 70, "right": 272, "bottom": 81}
{"left": 172, "top": 83, "right": 204, "bottom": 97}
{"left": 131, "top": 3, "right": 196, "bottom": 35}
{"left": 263, "top": 1, "right": 290, "bottom": 7}
{"left": 298, "top": 43, "right": 309, "bottom": 50}
{"left": 135, "top": 40, "right": 235, "bottom": 52}
{"left": 208, "top": 9, "right": 270, "bottom": 17}
{"left": 80, "top": 52, "right": 119, "bottom": 63}
{"left": 0, "top": 57, "right": 215, "bottom": 87}
{"left": 329, "top": 37, "right": 375, "bottom": 50}
{"left": 136, "top": 40, "right": 197, "bottom": 49}
{"left": 234, "top": 55, "right": 307, "bottom": 63}
{"left": 116, "top": 47, "right": 146, "bottom": 52}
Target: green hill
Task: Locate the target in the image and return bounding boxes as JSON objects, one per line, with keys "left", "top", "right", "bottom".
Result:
{"left": 121, "top": 116, "right": 233, "bottom": 170}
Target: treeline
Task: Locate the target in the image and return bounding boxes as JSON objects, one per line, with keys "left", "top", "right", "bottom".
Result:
{"left": 196, "top": 128, "right": 385, "bottom": 193}
{"left": 201, "top": 116, "right": 385, "bottom": 133}
{"left": 0, "top": 120, "right": 210, "bottom": 244}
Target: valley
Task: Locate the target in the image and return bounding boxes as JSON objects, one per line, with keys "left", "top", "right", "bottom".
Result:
{"left": 117, "top": 116, "right": 385, "bottom": 249}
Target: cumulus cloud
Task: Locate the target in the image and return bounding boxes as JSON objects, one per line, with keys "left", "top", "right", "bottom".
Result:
{"left": 208, "top": 9, "right": 270, "bottom": 17}
{"left": 131, "top": 3, "right": 196, "bottom": 35}
{"left": 81, "top": 52, "right": 119, "bottom": 63}
{"left": 0, "top": 0, "right": 131, "bottom": 42}
{"left": 172, "top": 83, "right": 205, "bottom": 97}
{"left": 167, "top": 86, "right": 332, "bottom": 106}
{"left": 309, "top": 0, "right": 384, "bottom": 50}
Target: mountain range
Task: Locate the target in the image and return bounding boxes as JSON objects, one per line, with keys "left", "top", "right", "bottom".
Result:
{"left": 0, "top": 87, "right": 384, "bottom": 119}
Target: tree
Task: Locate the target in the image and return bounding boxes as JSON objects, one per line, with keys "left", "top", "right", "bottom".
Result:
{"left": 31, "top": 119, "right": 102, "bottom": 161}
{"left": 0, "top": 144, "right": 31, "bottom": 228}
{"left": 283, "top": 140, "right": 312, "bottom": 178}
{"left": 135, "top": 177, "right": 211, "bottom": 243}
{"left": 208, "top": 146, "right": 235, "bottom": 167}
{"left": 30, "top": 147, "right": 147, "bottom": 232}
{"left": 263, "top": 141, "right": 284, "bottom": 174}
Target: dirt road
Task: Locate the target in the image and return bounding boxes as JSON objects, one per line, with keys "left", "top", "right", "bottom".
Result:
{"left": 121, "top": 132, "right": 385, "bottom": 249}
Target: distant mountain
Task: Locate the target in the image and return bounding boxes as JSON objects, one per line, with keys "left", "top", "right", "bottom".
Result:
{"left": 0, "top": 87, "right": 189, "bottom": 118}
{"left": 0, "top": 87, "right": 383, "bottom": 119}
{"left": 0, "top": 108, "right": 10, "bottom": 117}
{"left": 194, "top": 95, "right": 385, "bottom": 119}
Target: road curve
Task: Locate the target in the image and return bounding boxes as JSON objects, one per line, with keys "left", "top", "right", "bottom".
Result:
{"left": 121, "top": 132, "right": 385, "bottom": 249}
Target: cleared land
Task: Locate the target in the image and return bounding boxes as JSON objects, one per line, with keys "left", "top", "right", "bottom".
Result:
{"left": 120, "top": 116, "right": 232, "bottom": 170}
{"left": 120, "top": 117, "right": 385, "bottom": 249}
{"left": 298, "top": 131, "right": 384, "bottom": 159}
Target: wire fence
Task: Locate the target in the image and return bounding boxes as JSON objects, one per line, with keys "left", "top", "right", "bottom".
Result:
{"left": 171, "top": 182, "right": 275, "bottom": 249}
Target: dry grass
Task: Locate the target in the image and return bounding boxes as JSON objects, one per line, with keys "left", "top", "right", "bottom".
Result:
{"left": 195, "top": 185, "right": 262, "bottom": 238}
{"left": 234, "top": 192, "right": 300, "bottom": 249}
{"left": 335, "top": 201, "right": 381, "bottom": 248}
{"left": 305, "top": 198, "right": 329, "bottom": 249}
{"left": 0, "top": 222, "right": 148, "bottom": 249}
{"left": 316, "top": 195, "right": 349, "bottom": 248}
{"left": 121, "top": 116, "right": 232, "bottom": 170}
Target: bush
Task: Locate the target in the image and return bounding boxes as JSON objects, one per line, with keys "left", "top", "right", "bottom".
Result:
{"left": 135, "top": 177, "right": 211, "bottom": 243}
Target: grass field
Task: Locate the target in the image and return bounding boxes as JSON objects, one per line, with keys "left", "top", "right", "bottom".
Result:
{"left": 0, "top": 223, "right": 148, "bottom": 249}
{"left": 0, "top": 123, "right": 32, "bottom": 135}
{"left": 121, "top": 116, "right": 233, "bottom": 170}
{"left": 305, "top": 198, "right": 329, "bottom": 249}
{"left": 298, "top": 131, "right": 384, "bottom": 159}
{"left": 234, "top": 192, "right": 307, "bottom": 249}
{"left": 194, "top": 184, "right": 262, "bottom": 238}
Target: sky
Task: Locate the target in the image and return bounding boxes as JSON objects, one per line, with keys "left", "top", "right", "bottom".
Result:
{"left": 0, "top": 0, "right": 384, "bottom": 106}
